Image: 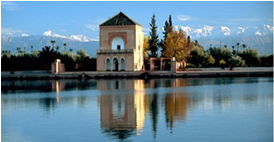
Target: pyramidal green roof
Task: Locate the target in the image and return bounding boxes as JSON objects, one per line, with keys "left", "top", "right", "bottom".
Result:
{"left": 100, "top": 12, "right": 141, "bottom": 26}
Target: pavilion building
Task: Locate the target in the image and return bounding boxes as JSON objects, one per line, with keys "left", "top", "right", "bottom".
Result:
{"left": 97, "top": 12, "right": 144, "bottom": 71}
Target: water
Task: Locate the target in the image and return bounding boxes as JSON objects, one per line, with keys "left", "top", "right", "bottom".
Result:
{"left": 1, "top": 77, "right": 273, "bottom": 142}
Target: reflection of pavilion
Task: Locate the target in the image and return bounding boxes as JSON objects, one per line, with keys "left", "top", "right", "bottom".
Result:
{"left": 99, "top": 80, "right": 145, "bottom": 140}
{"left": 51, "top": 80, "right": 65, "bottom": 104}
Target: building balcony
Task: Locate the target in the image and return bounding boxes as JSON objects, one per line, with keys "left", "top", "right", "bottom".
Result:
{"left": 97, "top": 49, "right": 134, "bottom": 54}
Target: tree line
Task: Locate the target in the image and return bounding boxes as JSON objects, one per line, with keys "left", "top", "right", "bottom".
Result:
{"left": 143, "top": 14, "right": 273, "bottom": 69}
{"left": 1, "top": 41, "right": 96, "bottom": 71}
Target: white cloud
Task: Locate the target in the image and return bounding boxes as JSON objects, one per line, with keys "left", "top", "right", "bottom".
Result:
{"left": 142, "top": 28, "right": 150, "bottom": 35}
{"left": 177, "top": 14, "right": 192, "bottom": 21}
{"left": 1, "top": 28, "right": 22, "bottom": 35}
{"left": 1, "top": 2, "right": 19, "bottom": 11}
{"left": 86, "top": 24, "right": 99, "bottom": 31}
{"left": 142, "top": 27, "right": 150, "bottom": 32}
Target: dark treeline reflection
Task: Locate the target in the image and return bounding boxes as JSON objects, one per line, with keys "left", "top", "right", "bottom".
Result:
{"left": 2, "top": 77, "right": 270, "bottom": 94}
{"left": 1, "top": 79, "right": 97, "bottom": 94}
{"left": 1, "top": 77, "right": 272, "bottom": 141}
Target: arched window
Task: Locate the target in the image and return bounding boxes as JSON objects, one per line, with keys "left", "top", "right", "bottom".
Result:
{"left": 106, "top": 58, "right": 110, "bottom": 71}
{"left": 120, "top": 58, "right": 125, "bottom": 71}
{"left": 111, "top": 37, "right": 124, "bottom": 50}
{"left": 113, "top": 57, "right": 119, "bottom": 71}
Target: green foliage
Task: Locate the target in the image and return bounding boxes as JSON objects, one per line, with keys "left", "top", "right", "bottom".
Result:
{"left": 2, "top": 50, "right": 11, "bottom": 58}
{"left": 186, "top": 63, "right": 196, "bottom": 68}
{"left": 75, "top": 48, "right": 90, "bottom": 70}
{"left": 203, "top": 53, "right": 215, "bottom": 67}
{"left": 31, "top": 50, "right": 40, "bottom": 57}
{"left": 143, "top": 36, "right": 150, "bottom": 61}
{"left": 160, "top": 15, "right": 173, "bottom": 57}
{"left": 219, "top": 59, "right": 226, "bottom": 69}
{"left": 1, "top": 45, "right": 96, "bottom": 71}
{"left": 163, "top": 30, "right": 193, "bottom": 63}
{"left": 188, "top": 45, "right": 204, "bottom": 67}
{"left": 208, "top": 46, "right": 232, "bottom": 67}
{"left": 259, "top": 54, "right": 273, "bottom": 67}
{"left": 237, "top": 48, "right": 260, "bottom": 67}
{"left": 228, "top": 56, "right": 245, "bottom": 68}
{"left": 39, "top": 46, "right": 58, "bottom": 71}
{"left": 219, "top": 59, "right": 226, "bottom": 65}
{"left": 148, "top": 14, "right": 159, "bottom": 57}
{"left": 77, "top": 48, "right": 88, "bottom": 59}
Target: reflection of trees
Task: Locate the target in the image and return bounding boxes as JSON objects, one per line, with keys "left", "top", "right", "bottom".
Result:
{"left": 39, "top": 97, "right": 57, "bottom": 112}
{"left": 214, "top": 94, "right": 232, "bottom": 109}
{"left": 239, "top": 94, "right": 258, "bottom": 104}
{"left": 165, "top": 93, "right": 188, "bottom": 129}
{"left": 1, "top": 80, "right": 97, "bottom": 94}
{"left": 1, "top": 80, "right": 52, "bottom": 94}
{"left": 150, "top": 93, "right": 159, "bottom": 139}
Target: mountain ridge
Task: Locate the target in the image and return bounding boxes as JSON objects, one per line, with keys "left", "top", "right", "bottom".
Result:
{"left": 1, "top": 24, "right": 273, "bottom": 56}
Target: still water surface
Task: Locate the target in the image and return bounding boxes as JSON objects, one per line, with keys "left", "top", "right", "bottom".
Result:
{"left": 1, "top": 77, "right": 273, "bottom": 142}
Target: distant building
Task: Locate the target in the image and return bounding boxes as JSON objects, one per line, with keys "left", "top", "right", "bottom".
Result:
{"left": 97, "top": 12, "right": 144, "bottom": 71}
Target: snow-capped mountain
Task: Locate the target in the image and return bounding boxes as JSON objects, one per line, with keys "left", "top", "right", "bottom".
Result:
{"left": 180, "top": 24, "right": 273, "bottom": 38}
{"left": 1, "top": 30, "right": 100, "bottom": 57}
{"left": 43, "top": 30, "right": 98, "bottom": 42}
{"left": 178, "top": 24, "right": 273, "bottom": 54}
{"left": 220, "top": 26, "right": 231, "bottom": 36}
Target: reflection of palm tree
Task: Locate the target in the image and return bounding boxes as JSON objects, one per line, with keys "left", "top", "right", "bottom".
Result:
{"left": 39, "top": 46, "right": 58, "bottom": 72}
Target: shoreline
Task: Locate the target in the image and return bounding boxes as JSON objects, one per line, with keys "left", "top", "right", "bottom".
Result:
{"left": 1, "top": 67, "right": 273, "bottom": 80}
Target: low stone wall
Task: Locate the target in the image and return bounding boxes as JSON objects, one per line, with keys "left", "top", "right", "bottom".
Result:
{"left": 185, "top": 67, "right": 273, "bottom": 71}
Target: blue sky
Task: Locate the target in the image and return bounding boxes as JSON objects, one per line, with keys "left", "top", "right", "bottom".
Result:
{"left": 1, "top": 1, "right": 273, "bottom": 40}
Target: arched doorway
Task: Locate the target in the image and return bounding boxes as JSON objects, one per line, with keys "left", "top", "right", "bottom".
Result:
{"left": 120, "top": 58, "right": 125, "bottom": 71}
{"left": 113, "top": 58, "right": 119, "bottom": 71}
{"left": 106, "top": 58, "right": 110, "bottom": 71}
{"left": 111, "top": 37, "right": 124, "bottom": 50}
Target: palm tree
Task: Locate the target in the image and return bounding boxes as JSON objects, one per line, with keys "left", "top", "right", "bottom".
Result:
{"left": 31, "top": 45, "right": 34, "bottom": 53}
{"left": 232, "top": 46, "right": 236, "bottom": 56}
{"left": 56, "top": 46, "right": 60, "bottom": 52}
{"left": 236, "top": 42, "right": 240, "bottom": 52}
{"left": 16, "top": 47, "right": 21, "bottom": 54}
{"left": 39, "top": 46, "right": 58, "bottom": 72}
{"left": 23, "top": 47, "right": 26, "bottom": 54}
{"left": 50, "top": 40, "right": 56, "bottom": 48}
{"left": 242, "top": 44, "right": 246, "bottom": 49}
{"left": 69, "top": 48, "right": 73, "bottom": 53}
{"left": 63, "top": 43, "right": 67, "bottom": 51}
